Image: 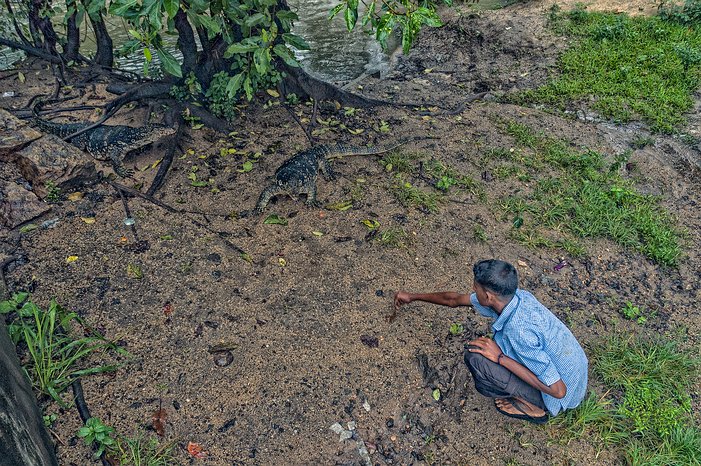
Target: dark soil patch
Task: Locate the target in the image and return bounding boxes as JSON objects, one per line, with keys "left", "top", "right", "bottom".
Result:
{"left": 1, "top": 1, "right": 699, "bottom": 464}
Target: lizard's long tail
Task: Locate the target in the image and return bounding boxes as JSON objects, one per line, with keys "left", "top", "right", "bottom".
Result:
{"left": 324, "top": 136, "right": 436, "bottom": 160}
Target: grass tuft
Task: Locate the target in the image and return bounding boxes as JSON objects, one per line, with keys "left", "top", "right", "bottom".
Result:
{"left": 510, "top": 6, "right": 701, "bottom": 133}
{"left": 493, "top": 121, "right": 682, "bottom": 265}
{"left": 551, "top": 335, "right": 701, "bottom": 465}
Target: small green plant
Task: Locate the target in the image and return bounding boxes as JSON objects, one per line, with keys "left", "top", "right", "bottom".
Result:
{"left": 204, "top": 71, "right": 240, "bottom": 121}
{"left": 377, "top": 227, "right": 409, "bottom": 248}
{"left": 0, "top": 293, "right": 125, "bottom": 405}
{"left": 380, "top": 151, "right": 419, "bottom": 174}
{"left": 619, "top": 301, "right": 652, "bottom": 324}
{"left": 472, "top": 225, "right": 488, "bottom": 242}
{"left": 78, "top": 417, "right": 117, "bottom": 459}
{"left": 449, "top": 323, "right": 464, "bottom": 336}
{"left": 45, "top": 181, "right": 61, "bottom": 203}
{"left": 390, "top": 177, "right": 441, "bottom": 213}
{"left": 127, "top": 263, "right": 144, "bottom": 279}
{"left": 436, "top": 175, "right": 457, "bottom": 192}
{"left": 43, "top": 413, "right": 57, "bottom": 428}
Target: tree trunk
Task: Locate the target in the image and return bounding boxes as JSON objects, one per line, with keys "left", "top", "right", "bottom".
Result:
{"left": 28, "top": 0, "right": 59, "bottom": 55}
{"left": 89, "top": 12, "right": 113, "bottom": 67}
{"left": 174, "top": 9, "right": 197, "bottom": 77}
{"left": 0, "top": 317, "right": 59, "bottom": 466}
{"left": 63, "top": 1, "right": 80, "bottom": 62}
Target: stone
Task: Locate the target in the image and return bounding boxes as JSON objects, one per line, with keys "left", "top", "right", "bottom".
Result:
{"left": 13, "top": 135, "right": 99, "bottom": 199}
{"left": 0, "top": 180, "right": 51, "bottom": 229}
{"left": 0, "top": 109, "right": 41, "bottom": 161}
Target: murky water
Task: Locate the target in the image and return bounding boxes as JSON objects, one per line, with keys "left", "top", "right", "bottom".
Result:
{"left": 288, "top": 0, "right": 394, "bottom": 81}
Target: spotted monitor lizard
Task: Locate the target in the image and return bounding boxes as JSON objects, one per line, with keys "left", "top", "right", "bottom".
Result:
{"left": 32, "top": 115, "right": 175, "bottom": 177}
{"left": 255, "top": 142, "right": 404, "bottom": 212}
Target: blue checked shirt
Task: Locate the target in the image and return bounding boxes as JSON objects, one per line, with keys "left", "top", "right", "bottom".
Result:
{"left": 470, "top": 289, "right": 588, "bottom": 416}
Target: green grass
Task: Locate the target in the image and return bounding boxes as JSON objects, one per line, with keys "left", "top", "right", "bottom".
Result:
{"left": 0, "top": 293, "right": 126, "bottom": 405}
{"left": 380, "top": 151, "right": 485, "bottom": 211}
{"left": 509, "top": 5, "right": 701, "bottom": 133}
{"left": 390, "top": 176, "right": 443, "bottom": 213}
{"left": 376, "top": 226, "right": 410, "bottom": 248}
{"left": 550, "top": 335, "right": 701, "bottom": 465}
{"left": 493, "top": 121, "right": 682, "bottom": 266}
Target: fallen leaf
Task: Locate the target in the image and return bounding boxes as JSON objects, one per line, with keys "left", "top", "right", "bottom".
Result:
{"left": 81, "top": 217, "right": 96, "bottom": 224}
{"left": 432, "top": 388, "right": 441, "bottom": 401}
{"left": 266, "top": 89, "right": 280, "bottom": 98}
{"left": 152, "top": 408, "right": 167, "bottom": 437}
{"left": 187, "top": 442, "right": 207, "bottom": 459}
{"left": 67, "top": 192, "right": 83, "bottom": 201}
{"left": 278, "top": 257, "right": 287, "bottom": 267}
{"left": 517, "top": 260, "right": 528, "bottom": 267}
{"left": 66, "top": 256, "right": 78, "bottom": 263}
{"left": 312, "top": 231, "right": 324, "bottom": 237}
{"left": 263, "top": 214, "right": 288, "bottom": 226}
{"left": 20, "top": 224, "right": 38, "bottom": 233}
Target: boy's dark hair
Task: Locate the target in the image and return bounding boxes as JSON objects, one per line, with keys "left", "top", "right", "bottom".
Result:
{"left": 473, "top": 259, "right": 518, "bottom": 299}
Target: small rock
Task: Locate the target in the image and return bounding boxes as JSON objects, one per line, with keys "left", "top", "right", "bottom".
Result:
{"left": 347, "top": 421, "right": 356, "bottom": 431}
{"left": 386, "top": 418, "right": 394, "bottom": 428}
{"left": 207, "top": 253, "right": 222, "bottom": 264}
{"left": 362, "top": 400, "right": 371, "bottom": 412}
{"left": 0, "top": 180, "right": 50, "bottom": 229}
{"left": 339, "top": 430, "right": 353, "bottom": 441}
{"left": 212, "top": 350, "right": 233, "bottom": 367}
{"left": 330, "top": 423, "right": 344, "bottom": 435}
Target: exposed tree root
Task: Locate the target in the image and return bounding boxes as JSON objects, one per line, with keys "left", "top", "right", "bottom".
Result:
{"left": 147, "top": 116, "right": 185, "bottom": 195}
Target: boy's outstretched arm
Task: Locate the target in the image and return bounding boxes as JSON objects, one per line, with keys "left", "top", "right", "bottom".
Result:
{"left": 394, "top": 291, "right": 472, "bottom": 309}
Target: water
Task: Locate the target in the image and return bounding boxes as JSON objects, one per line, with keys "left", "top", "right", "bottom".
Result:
{"left": 288, "top": 0, "right": 393, "bottom": 82}
{"left": 0, "top": 2, "right": 392, "bottom": 82}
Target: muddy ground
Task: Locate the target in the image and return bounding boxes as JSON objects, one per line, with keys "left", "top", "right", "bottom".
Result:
{"left": 1, "top": 0, "right": 700, "bottom": 465}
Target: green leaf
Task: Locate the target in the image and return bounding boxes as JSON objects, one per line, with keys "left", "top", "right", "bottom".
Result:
{"left": 155, "top": 47, "right": 182, "bottom": 77}
{"left": 513, "top": 216, "right": 524, "bottom": 229}
{"left": 276, "top": 10, "right": 298, "bottom": 21}
{"left": 273, "top": 44, "right": 299, "bottom": 67}
{"left": 263, "top": 214, "right": 288, "bottom": 225}
{"left": 199, "top": 15, "right": 221, "bottom": 37}
{"left": 244, "top": 12, "right": 267, "bottom": 28}
{"left": 253, "top": 47, "right": 270, "bottom": 75}
{"left": 225, "top": 43, "right": 258, "bottom": 57}
{"left": 432, "top": 388, "right": 441, "bottom": 401}
{"left": 143, "top": 46, "right": 152, "bottom": 62}
{"left": 163, "top": 0, "right": 179, "bottom": 18}
{"left": 225, "top": 72, "right": 245, "bottom": 97}
{"left": 344, "top": 5, "right": 358, "bottom": 31}
{"left": 282, "top": 33, "right": 310, "bottom": 51}
{"left": 329, "top": 3, "right": 344, "bottom": 20}
{"left": 237, "top": 161, "right": 254, "bottom": 172}
{"left": 243, "top": 77, "right": 253, "bottom": 101}
{"left": 19, "top": 223, "right": 38, "bottom": 233}
{"left": 360, "top": 0, "right": 375, "bottom": 27}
